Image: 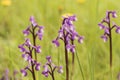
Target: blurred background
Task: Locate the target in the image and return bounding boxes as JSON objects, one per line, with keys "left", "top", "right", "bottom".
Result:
{"left": 0, "top": 0, "right": 120, "bottom": 80}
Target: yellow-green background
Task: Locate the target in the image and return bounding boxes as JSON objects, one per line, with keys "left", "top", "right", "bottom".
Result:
{"left": 0, "top": 0, "right": 120, "bottom": 80}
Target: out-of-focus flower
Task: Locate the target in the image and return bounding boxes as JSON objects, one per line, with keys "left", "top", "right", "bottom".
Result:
{"left": 98, "top": 11, "right": 119, "bottom": 42}
{"left": 35, "top": 63, "right": 41, "bottom": 71}
{"left": 20, "top": 69, "right": 27, "bottom": 77}
{"left": 42, "top": 56, "right": 63, "bottom": 78}
{"left": 57, "top": 66, "right": 63, "bottom": 73}
{"left": 101, "top": 35, "right": 108, "bottom": 42}
{"left": 77, "top": 0, "right": 86, "bottom": 4}
{"left": 1, "top": 0, "right": 11, "bottom": 6}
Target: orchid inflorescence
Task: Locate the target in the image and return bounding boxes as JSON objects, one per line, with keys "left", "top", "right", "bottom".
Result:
{"left": 52, "top": 14, "right": 84, "bottom": 53}
{"left": 42, "top": 56, "right": 63, "bottom": 80}
{"left": 52, "top": 14, "right": 84, "bottom": 80}
{"left": 98, "top": 11, "right": 120, "bottom": 42}
{"left": 18, "top": 16, "right": 44, "bottom": 77}
{"left": 98, "top": 10, "right": 120, "bottom": 68}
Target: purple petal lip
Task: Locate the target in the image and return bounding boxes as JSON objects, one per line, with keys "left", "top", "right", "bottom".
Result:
{"left": 52, "top": 39, "right": 60, "bottom": 47}
{"left": 20, "top": 69, "right": 27, "bottom": 77}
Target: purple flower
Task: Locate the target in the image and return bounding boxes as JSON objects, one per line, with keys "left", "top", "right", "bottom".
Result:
{"left": 20, "top": 69, "right": 27, "bottom": 77}
{"left": 116, "top": 27, "right": 120, "bottom": 34}
{"left": 70, "top": 45, "right": 75, "bottom": 53}
{"left": 101, "top": 35, "right": 108, "bottom": 42}
{"left": 30, "top": 16, "right": 37, "bottom": 27}
{"left": 42, "top": 65, "right": 49, "bottom": 77}
{"left": 35, "top": 63, "right": 41, "bottom": 71}
{"left": 18, "top": 44, "right": 26, "bottom": 52}
{"left": 52, "top": 39, "right": 60, "bottom": 47}
{"left": 22, "top": 53, "right": 31, "bottom": 62}
{"left": 19, "top": 16, "right": 44, "bottom": 78}
{"left": 105, "top": 28, "right": 110, "bottom": 34}
{"left": 66, "top": 44, "right": 75, "bottom": 53}
{"left": 57, "top": 66, "right": 63, "bottom": 73}
{"left": 98, "top": 23, "right": 105, "bottom": 29}
{"left": 24, "top": 38, "right": 31, "bottom": 47}
{"left": 37, "top": 33, "right": 43, "bottom": 40}
{"left": 69, "top": 15, "right": 77, "bottom": 21}
{"left": 98, "top": 11, "right": 119, "bottom": 42}
{"left": 78, "top": 36, "right": 84, "bottom": 43}
{"left": 42, "top": 56, "right": 63, "bottom": 78}
{"left": 46, "top": 56, "right": 52, "bottom": 63}
{"left": 52, "top": 14, "right": 84, "bottom": 53}
{"left": 111, "top": 11, "right": 117, "bottom": 18}
{"left": 42, "top": 71, "right": 49, "bottom": 77}
{"left": 23, "top": 26, "right": 30, "bottom": 36}
{"left": 34, "top": 46, "right": 41, "bottom": 53}
{"left": 38, "top": 26, "right": 44, "bottom": 33}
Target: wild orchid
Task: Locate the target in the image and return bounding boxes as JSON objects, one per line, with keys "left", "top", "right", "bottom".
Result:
{"left": 18, "top": 16, "right": 44, "bottom": 80}
{"left": 42, "top": 56, "right": 63, "bottom": 80}
{"left": 98, "top": 11, "right": 119, "bottom": 68}
{"left": 52, "top": 14, "right": 84, "bottom": 80}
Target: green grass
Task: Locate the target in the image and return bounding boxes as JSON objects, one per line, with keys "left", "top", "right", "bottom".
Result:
{"left": 0, "top": 0, "right": 120, "bottom": 80}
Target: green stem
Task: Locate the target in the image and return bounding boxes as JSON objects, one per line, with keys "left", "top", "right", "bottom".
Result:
{"left": 75, "top": 48, "right": 85, "bottom": 80}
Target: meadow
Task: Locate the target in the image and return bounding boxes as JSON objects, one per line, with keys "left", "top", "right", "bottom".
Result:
{"left": 0, "top": 0, "right": 120, "bottom": 80}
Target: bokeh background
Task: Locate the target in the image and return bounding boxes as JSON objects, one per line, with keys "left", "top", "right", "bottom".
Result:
{"left": 0, "top": 0, "right": 120, "bottom": 80}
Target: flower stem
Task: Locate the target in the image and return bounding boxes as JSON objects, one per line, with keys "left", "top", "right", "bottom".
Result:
{"left": 71, "top": 40, "right": 74, "bottom": 80}
{"left": 108, "top": 12, "right": 113, "bottom": 80}
{"left": 31, "top": 64, "right": 36, "bottom": 80}
{"left": 108, "top": 13, "right": 112, "bottom": 68}
{"left": 48, "top": 64, "right": 55, "bottom": 80}
{"left": 65, "top": 44, "right": 69, "bottom": 80}
{"left": 31, "top": 26, "right": 37, "bottom": 80}
{"left": 32, "top": 26, "right": 37, "bottom": 61}
{"left": 63, "top": 31, "right": 69, "bottom": 80}
{"left": 51, "top": 72, "right": 55, "bottom": 80}
{"left": 109, "top": 29, "right": 112, "bottom": 68}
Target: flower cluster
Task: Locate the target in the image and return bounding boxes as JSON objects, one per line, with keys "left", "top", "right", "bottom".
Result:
{"left": 98, "top": 11, "right": 120, "bottom": 42}
{"left": 18, "top": 16, "right": 44, "bottom": 77}
{"left": 42, "top": 56, "right": 63, "bottom": 78}
{"left": 52, "top": 14, "right": 84, "bottom": 53}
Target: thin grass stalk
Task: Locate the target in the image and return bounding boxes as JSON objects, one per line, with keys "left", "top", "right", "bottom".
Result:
{"left": 75, "top": 48, "right": 85, "bottom": 80}
{"left": 71, "top": 40, "right": 74, "bottom": 80}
